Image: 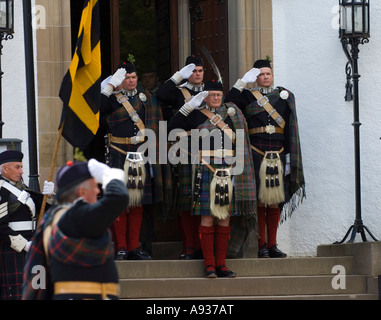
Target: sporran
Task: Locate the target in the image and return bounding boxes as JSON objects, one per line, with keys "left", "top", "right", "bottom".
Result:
{"left": 124, "top": 152, "right": 146, "bottom": 208}
{"left": 258, "top": 151, "right": 285, "bottom": 205}
{"left": 210, "top": 169, "right": 233, "bottom": 220}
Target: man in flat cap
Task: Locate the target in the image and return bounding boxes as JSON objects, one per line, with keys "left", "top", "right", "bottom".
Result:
{"left": 225, "top": 59, "right": 305, "bottom": 258}
{"left": 101, "top": 60, "right": 170, "bottom": 260}
{"left": 155, "top": 56, "right": 206, "bottom": 260}
{"left": 23, "top": 159, "right": 128, "bottom": 300}
{"left": 0, "top": 150, "right": 54, "bottom": 299}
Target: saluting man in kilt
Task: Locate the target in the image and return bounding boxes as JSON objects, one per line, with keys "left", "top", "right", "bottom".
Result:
{"left": 101, "top": 61, "right": 170, "bottom": 260}
{"left": 168, "top": 80, "right": 256, "bottom": 278}
{"left": 0, "top": 150, "right": 54, "bottom": 299}
{"left": 225, "top": 59, "right": 305, "bottom": 258}
{"left": 156, "top": 56, "right": 205, "bottom": 259}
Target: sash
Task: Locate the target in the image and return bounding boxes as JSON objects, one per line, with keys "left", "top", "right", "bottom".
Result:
{"left": 251, "top": 91, "right": 285, "bottom": 129}
{"left": 114, "top": 93, "right": 146, "bottom": 133}
{"left": 199, "top": 108, "right": 236, "bottom": 142}
{"left": 179, "top": 87, "right": 193, "bottom": 103}
{"left": 0, "top": 180, "right": 36, "bottom": 217}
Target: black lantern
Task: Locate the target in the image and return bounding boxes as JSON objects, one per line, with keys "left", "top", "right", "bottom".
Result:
{"left": 339, "top": 0, "right": 370, "bottom": 39}
{"left": 336, "top": 0, "right": 378, "bottom": 244}
{"left": 0, "top": 0, "right": 14, "bottom": 138}
{"left": 0, "top": 0, "right": 14, "bottom": 38}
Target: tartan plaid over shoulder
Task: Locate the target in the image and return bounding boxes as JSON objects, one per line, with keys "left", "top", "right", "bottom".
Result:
{"left": 245, "top": 87, "right": 306, "bottom": 221}
{"left": 194, "top": 103, "right": 257, "bottom": 224}
{"left": 22, "top": 204, "right": 114, "bottom": 300}
{"left": 22, "top": 206, "right": 62, "bottom": 300}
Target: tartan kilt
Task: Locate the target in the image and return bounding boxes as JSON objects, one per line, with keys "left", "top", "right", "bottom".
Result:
{"left": 251, "top": 137, "right": 285, "bottom": 193}
{"left": 173, "top": 163, "right": 193, "bottom": 212}
{"left": 0, "top": 241, "right": 25, "bottom": 300}
{"left": 192, "top": 161, "right": 236, "bottom": 217}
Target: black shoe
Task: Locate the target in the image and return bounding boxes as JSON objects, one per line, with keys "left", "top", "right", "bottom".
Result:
{"left": 179, "top": 247, "right": 195, "bottom": 260}
{"left": 205, "top": 265, "right": 217, "bottom": 278}
{"left": 258, "top": 244, "right": 270, "bottom": 258}
{"left": 115, "top": 247, "right": 128, "bottom": 260}
{"left": 216, "top": 266, "right": 236, "bottom": 278}
{"left": 128, "top": 247, "right": 153, "bottom": 260}
{"left": 268, "top": 245, "right": 287, "bottom": 258}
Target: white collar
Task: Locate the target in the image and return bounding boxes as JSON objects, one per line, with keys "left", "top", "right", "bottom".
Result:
{"left": 114, "top": 88, "right": 138, "bottom": 97}
{"left": 180, "top": 82, "right": 204, "bottom": 92}
{"left": 250, "top": 86, "right": 274, "bottom": 94}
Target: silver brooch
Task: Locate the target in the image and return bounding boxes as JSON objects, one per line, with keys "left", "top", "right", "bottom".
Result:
{"left": 130, "top": 111, "right": 140, "bottom": 123}
{"left": 280, "top": 90, "right": 289, "bottom": 100}
{"left": 227, "top": 107, "right": 236, "bottom": 117}
{"left": 139, "top": 92, "right": 147, "bottom": 102}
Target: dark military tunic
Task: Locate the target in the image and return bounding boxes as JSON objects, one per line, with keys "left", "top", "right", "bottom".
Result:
{"left": 225, "top": 87, "right": 291, "bottom": 192}
{"left": 156, "top": 80, "right": 204, "bottom": 121}
{"left": 101, "top": 89, "right": 160, "bottom": 205}
{"left": 0, "top": 177, "right": 44, "bottom": 300}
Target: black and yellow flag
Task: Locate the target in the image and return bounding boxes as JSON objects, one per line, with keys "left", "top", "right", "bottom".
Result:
{"left": 59, "top": 0, "right": 101, "bottom": 148}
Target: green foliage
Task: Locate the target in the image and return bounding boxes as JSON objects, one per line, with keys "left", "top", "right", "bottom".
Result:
{"left": 73, "top": 148, "right": 87, "bottom": 162}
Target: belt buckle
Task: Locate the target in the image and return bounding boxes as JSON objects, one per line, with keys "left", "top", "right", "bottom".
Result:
{"left": 265, "top": 125, "right": 276, "bottom": 134}
{"left": 130, "top": 136, "right": 142, "bottom": 145}
{"left": 17, "top": 190, "right": 30, "bottom": 205}
{"left": 257, "top": 96, "right": 269, "bottom": 108}
{"left": 117, "top": 95, "right": 128, "bottom": 104}
{"left": 210, "top": 114, "right": 223, "bottom": 126}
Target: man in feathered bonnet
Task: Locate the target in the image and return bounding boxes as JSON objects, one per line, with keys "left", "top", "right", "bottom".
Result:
{"left": 225, "top": 59, "right": 305, "bottom": 258}
{"left": 156, "top": 55, "right": 207, "bottom": 260}
{"left": 101, "top": 59, "right": 170, "bottom": 260}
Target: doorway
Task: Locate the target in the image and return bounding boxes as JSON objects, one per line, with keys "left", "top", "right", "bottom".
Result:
{"left": 118, "top": 0, "right": 172, "bottom": 87}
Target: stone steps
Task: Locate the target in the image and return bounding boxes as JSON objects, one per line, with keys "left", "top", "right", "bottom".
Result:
{"left": 117, "top": 256, "right": 353, "bottom": 279}
{"left": 119, "top": 274, "right": 368, "bottom": 299}
{"left": 116, "top": 247, "right": 378, "bottom": 300}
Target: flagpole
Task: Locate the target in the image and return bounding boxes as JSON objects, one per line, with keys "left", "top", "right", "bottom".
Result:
{"left": 38, "top": 121, "right": 64, "bottom": 223}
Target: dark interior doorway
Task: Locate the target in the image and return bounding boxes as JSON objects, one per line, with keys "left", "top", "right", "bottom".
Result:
{"left": 118, "top": 0, "right": 172, "bottom": 88}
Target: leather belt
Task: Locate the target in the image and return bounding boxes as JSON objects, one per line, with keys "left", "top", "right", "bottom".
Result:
{"left": 54, "top": 281, "right": 119, "bottom": 300}
{"left": 251, "top": 145, "right": 284, "bottom": 156}
{"left": 249, "top": 125, "right": 284, "bottom": 135}
{"left": 108, "top": 134, "right": 145, "bottom": 145}
{"left": 200, "top": 149, "right": 235, "bottom": 158}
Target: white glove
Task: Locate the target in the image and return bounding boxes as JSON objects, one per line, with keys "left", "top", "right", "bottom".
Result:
{"left": 179, "top": 91, "right": 209, "bottom": 116}
{"left": 109, "top": 68, "right": 127, "bottom": 88}
{"left": 88, "top": 158, "right": 111, "bottom": 184}
{"left": 241, "top": 68, "right": 261, "bottom": 84}
{"left": 42, "top": 180, "right": 55, "bottom": 195}
{"left": 102, "top": 168, "right": 127, "bottom": 190}
{"left": 171, "top": 63, "right": 196, "bottom": 84}
{"left": 180, "top": 63, "right": 196, "bottom": 79}
{"left": 24, "top": 241, "right": 32, "bottom": 252}
{"left": 189, "top": 91, "right": 209, "bottom": 109}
